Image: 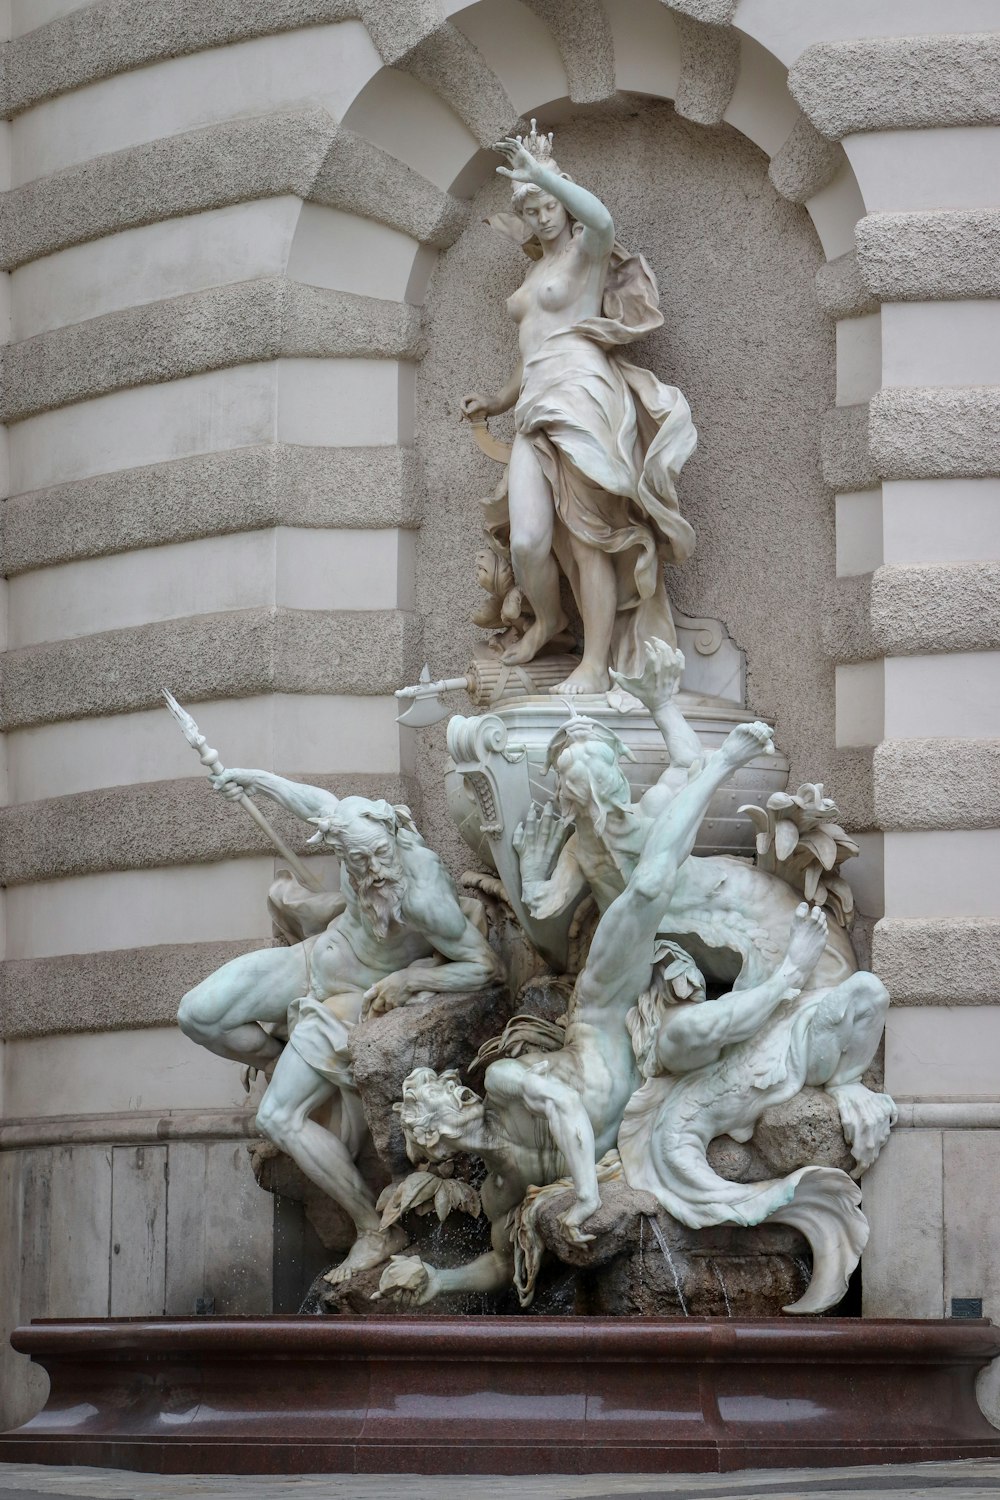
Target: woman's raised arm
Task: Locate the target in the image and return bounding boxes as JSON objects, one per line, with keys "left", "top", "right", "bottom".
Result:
{"left": 495, "top": 138, "right": 614, "bottom": 259}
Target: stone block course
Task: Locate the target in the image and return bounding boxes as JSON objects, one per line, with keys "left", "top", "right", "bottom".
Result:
{"left": 0, "top": 112, "right": 466, "bottom": 272}
{"left": 825, "top": 564, "right": 1000, "bottom": 663}
{"left": 790, "top": 33, "right": 1000, "bottom": 141}
{"left": 870, "top": 387, "right": 1000, "bottom": 482}
{"left": 2, "top": 280, "right": 422, "bottom": 423}
{"left": 0, "top": 773, "right": 417, "bottom": 887}
{"left": 767, "top": 114, "right": 843, "bottom": 205}
{"left": 672, "top": 14, "right": 741, "bottom": 128}
{"left": 0, "top": 445, "right": 421, "bottom": 575}
{"left": 873, "top": 738, "right": 1000, "bottom": 832}
{"left": 0, "top": 607, "right": 422, "bottom": 729}
{"left": 874, "top": 917, "right": 1000, "bottom": 1006}
{"left": 0, "top": 940, "right": 269, "bottom": 1038}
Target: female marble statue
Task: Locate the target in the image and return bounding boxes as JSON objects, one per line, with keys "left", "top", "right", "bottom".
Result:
{"left": 461, "top": 123, "right": 697, "bottom": 695}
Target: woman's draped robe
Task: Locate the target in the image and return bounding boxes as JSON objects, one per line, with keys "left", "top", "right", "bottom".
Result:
{"left": 485, "top": 227, "right": 698, "bottom": 676}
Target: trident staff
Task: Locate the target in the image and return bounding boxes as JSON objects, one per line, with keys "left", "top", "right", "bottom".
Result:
{"left": 161, "top": 689, "right": 324, "bottom": 893}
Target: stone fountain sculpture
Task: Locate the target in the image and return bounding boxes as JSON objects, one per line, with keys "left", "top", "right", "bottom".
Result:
{"left": 170, "top": 125, "right": 896, "bottom": 1321}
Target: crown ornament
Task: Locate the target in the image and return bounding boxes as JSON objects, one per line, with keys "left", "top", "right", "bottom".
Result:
{"left": 518, "top": 118, "right": 555, "bottom": 165}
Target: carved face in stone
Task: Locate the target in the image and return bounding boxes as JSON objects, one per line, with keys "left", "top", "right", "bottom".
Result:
{"left": 518, "top": 189, "right": 569, "bottom": 244}
{"left": 554, "top": 740, "right": 632, "bottom": 836}
{"left": 395, "top": 1067, "right": 483, "bottom": 1162}
{"left": 309, "top": 800, "right": 409, "bottom": 938}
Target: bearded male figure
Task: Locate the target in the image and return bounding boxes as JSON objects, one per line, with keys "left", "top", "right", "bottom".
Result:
{"left": 177, "top": 770, "right": 503, "bottom": 1281}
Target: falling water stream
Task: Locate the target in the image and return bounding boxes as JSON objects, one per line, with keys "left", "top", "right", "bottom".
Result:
{"left": 710, "top": 1259, "right": 733, "bottom": 1317}
{"left": 645, "top": 1215, "right": 690, "bottom": 1316}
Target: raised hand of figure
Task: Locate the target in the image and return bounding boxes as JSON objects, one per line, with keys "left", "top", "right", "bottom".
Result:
{"left": 362, "top": 972, "right": 412, "bottom": 1019}
{"left": 209, "top": 767, "right": 256, "bottom": 801}
{"left": 494, "top": 135, "right": 544, "bottom": 184}
{"left": 513, "top": 802, "right": 571, "bottom": 886}
{"left": 829, "top": 1083, "right": 898, "bottom": 1175}
{"left": 371, "top": 1254, "right": 437, "bottom": 1308}
{"left": 609, "top": 638, "right": 685, "bottom": 712}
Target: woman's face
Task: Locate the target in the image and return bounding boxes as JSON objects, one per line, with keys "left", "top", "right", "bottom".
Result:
{"left": 521, "top": 192, "right": 568, "bottom": 243}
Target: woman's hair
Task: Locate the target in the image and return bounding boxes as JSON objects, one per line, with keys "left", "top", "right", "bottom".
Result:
{"left": 511, "top": 161, "right": 572, "bottom": 216}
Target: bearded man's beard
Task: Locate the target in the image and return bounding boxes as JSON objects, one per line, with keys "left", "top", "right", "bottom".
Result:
{"left": 357, "top": 869, "right": 407, "bottom": 939}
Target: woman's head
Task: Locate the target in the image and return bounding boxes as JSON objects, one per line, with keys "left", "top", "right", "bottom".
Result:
{"left": 514, "top": 183, "right": 570, "bottom": 244}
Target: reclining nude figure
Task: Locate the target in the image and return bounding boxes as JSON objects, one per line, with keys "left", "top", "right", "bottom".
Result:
{"left": 177, "top": 772, "right": 502, "bottom": 1281}
{"left": 516, "top": 638, "right": 894, "bottom": 1176}
{"left": 377, "top": 718, "right": 774, "bottom": 1307}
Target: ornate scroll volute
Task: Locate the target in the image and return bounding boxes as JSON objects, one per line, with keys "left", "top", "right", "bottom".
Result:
{"left": 446, "top": 713, "right": 573, "bottom": 972}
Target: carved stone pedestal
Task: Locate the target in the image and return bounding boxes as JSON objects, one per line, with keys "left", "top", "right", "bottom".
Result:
{"left": 3, "top": 1316, "right": 1000, "bottom": 1475}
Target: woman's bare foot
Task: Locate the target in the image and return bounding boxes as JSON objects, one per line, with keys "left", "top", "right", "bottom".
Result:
{"left": 323, "top": 1223, "right": 407, "bottom": 1285}
{"left": 551, "top": 661, "right": 610, "bottom": 695}
{"left": 501, "top": 611, "right": 568, "bottom": 667}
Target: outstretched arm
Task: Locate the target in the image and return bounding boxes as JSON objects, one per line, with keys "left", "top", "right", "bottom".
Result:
{"left": 375, "top": 1222, "right": 514, "bottom": 1307}
{"left": 212, "top": 769, "right": 339, "bottom": 823}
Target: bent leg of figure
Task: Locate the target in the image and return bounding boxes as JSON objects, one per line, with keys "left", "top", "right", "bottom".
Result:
{"left": 177, "top": 945, "right": 309, "bottom": 1068}
{"left": 636, "top": 719, "right": 774, "bottom": 890}
{"left": 503, "top": 434, "right": 566, "bottom": 665}
{"left": 256, "top": 1044, "right": 406, "bottom": 1279}
{"left": 557, "top": 536, "right": 616, "bottom": 694}
{"left": 657, "top": 904, "right": 829, "bottom": 1075}
{"left": 486, "top": 1057, "right": 600, "bottom": 1242}
{"left": 805, "top": 971, "right": 896, "bottom": 1172}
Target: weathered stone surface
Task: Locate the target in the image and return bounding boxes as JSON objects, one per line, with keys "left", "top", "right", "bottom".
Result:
{"left": 521, "top": 0, "right": 614, "bottom": 105}
{"left": 673, "top": 14, "right": 741, "bottom": 128}
{"left": 790, "top": 33, "right": 1000, "bottom": 142}
{"left": 534, "top": 1179, "right": 810, "bottom": 1318}
{"left": 349, "top": 983, "right": 512, "bottom": 1174}
{"left": 815, "top": 251, "right": 879, "bottom": 320}
{"left": 1, "top": 445, "right": 421, "bottom": 576}
{"left": 856, "top": 210, "right": 1000, "bottom": 305}
{"left": 3, "top": 281, "right": 421, "bottom": 424}
{"left": 870, "top": 387, "right": 1000, "bottom": 483}
{"left": 0, "top": 773, "right": 415, "bottom": 886}
{"left": 821, "top": 404, "right": 876, "bottom": 493}
{"left": 874, "top": 917, "right": 1000, "bottom": 1006}
{"left": 0, "top": 111, "right": 466, "bottom": 272}
{"left": 0, "top": 607, "right": 423, "bottom": 730}
{"left": 767, "top": 114, "right": 842, "bottom": 205}
{"left": 0, "top": 942, "right": 267, "bottom": 1040}
{"left": 752, "top": 1087, "right": 855, "bottom": 1177}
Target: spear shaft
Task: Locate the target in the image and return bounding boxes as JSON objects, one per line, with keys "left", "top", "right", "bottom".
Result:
{"left": 161, "top": 690, "right": 324, "bottom": 893}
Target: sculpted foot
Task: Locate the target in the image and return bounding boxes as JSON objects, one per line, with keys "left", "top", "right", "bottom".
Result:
{"left": 502, "top": 612, "right": 568, "bottom": 667}
{"left": 720, "top": 719, "right": 774, "bottom": 770}
{"left": 781, "top": 903, "right": 828, "bottom": 988}
{"left": 323, "top": 1224, "right": 407, "bottom": 1284}
{"left": 551, "top": 663, "right": 610, "bottom": 695}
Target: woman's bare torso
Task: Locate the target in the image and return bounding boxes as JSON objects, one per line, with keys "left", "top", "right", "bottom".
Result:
{"left": 506, "top": 236, "right": 609, "bottom": 361}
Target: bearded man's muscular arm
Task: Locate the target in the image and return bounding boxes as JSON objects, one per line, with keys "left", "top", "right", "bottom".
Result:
{"left": 364, "top": 863, "right": 503, "bottom": 1013}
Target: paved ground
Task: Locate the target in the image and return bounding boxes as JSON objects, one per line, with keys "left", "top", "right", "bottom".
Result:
{"left": 2, "top": 1460, "right": 1000, "bottom": 1499}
